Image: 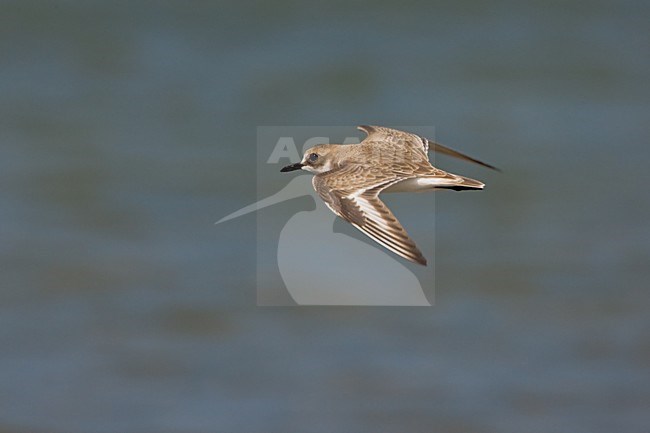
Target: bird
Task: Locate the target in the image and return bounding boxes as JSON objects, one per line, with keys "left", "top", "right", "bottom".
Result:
{"left": 280, "top": 125, "right": 497, "bottom": 266}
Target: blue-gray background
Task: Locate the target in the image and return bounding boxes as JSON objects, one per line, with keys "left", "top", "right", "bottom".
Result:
{"left": 1, "top": 1, "right": 649, "bottom": 432}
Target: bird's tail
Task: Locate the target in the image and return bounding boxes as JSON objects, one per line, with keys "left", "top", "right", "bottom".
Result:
{"left": 434, "top": 173, "right": 485, "bottom": 191}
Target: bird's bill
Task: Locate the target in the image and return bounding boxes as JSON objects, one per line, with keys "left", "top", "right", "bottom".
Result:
{"left": 280, "top": 162, "right": 304, "bottom": 172}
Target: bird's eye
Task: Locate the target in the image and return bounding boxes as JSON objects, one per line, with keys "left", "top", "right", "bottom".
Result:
{"left": 308, "top": 153, "right": 319, "bottom": 162}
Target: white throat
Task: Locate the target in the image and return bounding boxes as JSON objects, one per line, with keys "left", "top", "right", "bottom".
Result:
{"left": 301, "top": 159, "right": 333, "bottom": 174}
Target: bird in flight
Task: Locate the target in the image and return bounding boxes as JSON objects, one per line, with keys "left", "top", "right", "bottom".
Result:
{"left": 280, "top": 125, "right": 497, "bottom": 266}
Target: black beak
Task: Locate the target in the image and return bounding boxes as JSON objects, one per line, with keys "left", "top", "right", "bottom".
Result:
{"left": 280, "top": 162, "right": 304, "bottom": 172}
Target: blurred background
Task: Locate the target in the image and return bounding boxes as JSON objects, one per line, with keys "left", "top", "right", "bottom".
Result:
{"left": 1, "top": 1, "right": 649, "bottom": 432}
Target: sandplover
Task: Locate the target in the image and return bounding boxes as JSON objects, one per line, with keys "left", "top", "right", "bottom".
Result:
{"left": 281, "top": 125, "right": 497, "bottom": 266}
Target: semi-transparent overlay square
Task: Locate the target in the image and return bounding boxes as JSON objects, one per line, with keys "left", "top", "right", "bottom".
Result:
{"left": 256, "top": 126, "right": 437, "bottom": 306}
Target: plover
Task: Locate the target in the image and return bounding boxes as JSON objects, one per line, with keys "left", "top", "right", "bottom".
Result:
{"left": 281, "top": 125, "right": 497, "bottom": 266}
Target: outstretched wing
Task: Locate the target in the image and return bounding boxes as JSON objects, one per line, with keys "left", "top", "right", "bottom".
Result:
{"left": 426, "top": 139, "right": 499, "bottom": 171}
{"left": 357, "top": 125, "right": 430, "bottom": 159}
{"left": 313, "top": 167, "right": 427, "bottom": 266}
{"left": 358, "top": 125, "right": 499, "bottom": 171}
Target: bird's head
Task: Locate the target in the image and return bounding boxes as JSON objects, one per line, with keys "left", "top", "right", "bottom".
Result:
{"left": 281, "top": 144, "right": 340, "bottom": 174}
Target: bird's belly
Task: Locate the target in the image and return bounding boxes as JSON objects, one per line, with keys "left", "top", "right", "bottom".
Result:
{"left": 384, "top": 177, "right": 446, "bottom": 193}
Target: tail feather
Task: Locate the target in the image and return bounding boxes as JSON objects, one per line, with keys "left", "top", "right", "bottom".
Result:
{"left": 382, "top": 173, "right": 485, "bottom": 193}
{"left": 436, "top": 174, "right": 485, "bottom": 191}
